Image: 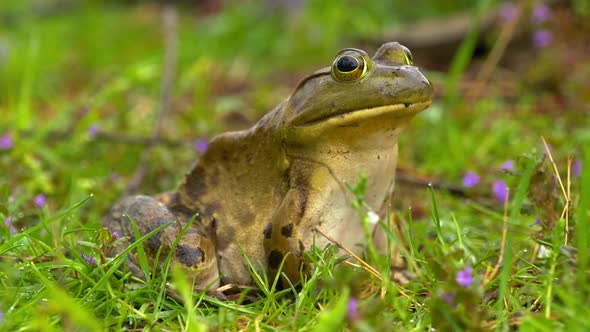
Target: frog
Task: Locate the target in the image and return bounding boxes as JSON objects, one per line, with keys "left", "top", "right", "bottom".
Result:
{"left": 104, "top": 42, "right": 433, "bottom": 290}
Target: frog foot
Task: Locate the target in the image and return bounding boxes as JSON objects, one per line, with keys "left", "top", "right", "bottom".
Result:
{"left": 104, "top": 195, "right": 220, "bottom": 290}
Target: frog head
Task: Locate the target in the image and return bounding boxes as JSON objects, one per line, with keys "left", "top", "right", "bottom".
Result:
{"left": 279, "top": 42, "right": 433, "bottom": 150}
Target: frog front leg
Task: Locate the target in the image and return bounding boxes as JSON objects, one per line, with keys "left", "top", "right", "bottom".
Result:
{"left": 263, "top": 189, "right": 310, "bottom": 286}
{"left": 104, "top": 195, "right": 220, "bottom": 290}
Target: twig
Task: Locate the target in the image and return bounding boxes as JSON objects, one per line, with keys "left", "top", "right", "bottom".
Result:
{"left": 313, "top": 227, "right": 382, "bottom": 280}
{"left": 214, "top": 283, "right": 258, "bottom": 294}
{"left": 125, "top": 3, "right": 178, "bottom": 195}
{"left": 542, "top": 137, "right": 572, "bottom": 245}
{"left": 93, "top": 131, "right": 191, "bottom": 147}
{"left": 396, "top": 169, "right": 468, "bottom": 198}
{"left": 467, "top": 1, "right": 524, "bottom": 101}
{"left": 21, "top": 127, "right": 194, "bottom": 148}
{"left": 541, "top": 137, "right": 568, "bottom": 201}
{"left": 484, "top": 187, "right": 510, "bottom": 286}
{"left": 313, "top": 227, "right": 423, "bottom": 308}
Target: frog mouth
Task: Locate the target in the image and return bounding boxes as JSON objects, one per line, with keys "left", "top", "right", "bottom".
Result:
{"left": 295, "top": 101, "right": 432, "bottom": 128}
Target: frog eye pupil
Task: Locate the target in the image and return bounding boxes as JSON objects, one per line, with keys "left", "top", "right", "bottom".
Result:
{"left": 336, "top": 55, "right": 359, "bottom": 72}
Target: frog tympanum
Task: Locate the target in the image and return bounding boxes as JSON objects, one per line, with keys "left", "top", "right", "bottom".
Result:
{"left": 105, "top": 42, "right": 433, "bottom": 290}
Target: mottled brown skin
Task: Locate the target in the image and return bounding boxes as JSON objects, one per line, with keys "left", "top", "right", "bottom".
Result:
{"left": 106, "top": 195, "right": 219, "bottom": 287}
{"left": 104, "top": 42, "right": 433, "bottom": 289}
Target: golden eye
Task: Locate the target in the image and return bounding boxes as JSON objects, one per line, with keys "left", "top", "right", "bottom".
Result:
{"left": 331, "top": 50, "right": 369, "bottom": 82}
{"left": 401, "top": 46, "right": 414, "bottom": 65}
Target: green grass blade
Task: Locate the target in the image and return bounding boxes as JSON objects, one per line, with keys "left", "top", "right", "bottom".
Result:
{"left": 496, "top": 156, "right": 536, "bottom": 322}
{"left": 0, "top": 195, "right": 92, "bottom": 255}
{"left": 80, "top": 221, "right": 174, "bottom": 302}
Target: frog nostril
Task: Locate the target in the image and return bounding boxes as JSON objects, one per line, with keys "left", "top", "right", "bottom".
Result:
{"left": 388, "top": 70, "right": 403, "bottom": 79}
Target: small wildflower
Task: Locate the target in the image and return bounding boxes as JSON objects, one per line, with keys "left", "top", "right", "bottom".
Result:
{"left": 4, "top": 217, "right": 16, "bottom": 234}
{"left": 193, "top": 139, "right": 209, "bottom": 153}
{"left": 87, "top": 124, "right": 100, "bottom": 138}
{"left": 34, "top": 194, "right": 47, "bottom": 208}
{"left": 456, "top": 267, "right": 473, "bottom": 287}
{"left": 533, "top": 29, "right": 552, "bottom": 48}
{"left": 499, "top": 160, "right": 515, "bottom": 172}
{"left": 0, "top": 309, "right": 3, "bottom": 323}
{"left": 315, "top": 285, "right": 322, "bottom": 296}
{"left": 438, "top": 290, "right": 456, "bottom": 309}
{"left": 499, "top": 2, "right": 518, "bottom": 22}
{"left": 531, "top": 3, "right": 551, "bottom": 24}
{"left": 532, "top": 216, "right": 541, "bottom": 226}
{"left": 492, "top": 180, "right": 508, "bottom": 203}
{"left": 347, "top": 297, "right": 358, "bottom": 322}
{"left": 82, "top": 254, "right": 96, "bottom": 266}
{"left": 110, "top": 172, "right": 120, "bottom": 182}
{"left": 112, "top": 231, "right": 120, "bottom": 239}
{"left": 572, "top": 160, "right": 582, "bottom": 177}
{"left": 0, "top": 132, "right": 13, "bottom": 150}
{"left": 462, "top": 171, "right": 480, "bottom": 187}
{"left": 366, "top": 210, "right": 379, "bottom": 225}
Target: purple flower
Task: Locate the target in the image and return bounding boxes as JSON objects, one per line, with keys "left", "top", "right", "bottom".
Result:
{"left": 499, "top": 2, "right": 518, "bottom": 22}
{"left": 193, "top": 139, "right": 209, "bottom": 153}
{"left": 87, "top": 124, "right": 100, "bottom": 138}
{"left": 533, "top": 217, "right": 541, "bottom": 226}
{"left": 0, "top": 309, "right": 3, "bottom": 323}
{"left": 4, "top": 217, "right": 16, "bottom": 234}
{"left": 438, "top": 290, "right": 456, "bottom": 309}
{"left": 347, "top": 297, "right": 358, "bottom": 322}
{"left": 112, "top": 231, "right": 120, "bottom": 239}
{"left": 82, "top": 254, "right": 96, "bottom": 266}
{"left": 572, "top": 160, "right": 582, "bottom": 177}
{"left": 462, "top": 171, "right": 480, "bottom": 187}
{"left": 0, "top": 132, "right": 13, "bottom": 150}
{"left": 533, "top": 29, "right": 552, "bottom": 48}
{"left": 110, "top": 172, "right": 120, "bottom": 182}
{"left": 492, "top": 180, "right": 508, "bottom": 203}
{"left": 500, "top": 160, "right": 515, "bottom": 172}
{"left": 34, "top": 194, "right": 47, "bottom": 208}
{"left": 456, "top": 267, "right": 473, "bottom": 287}
{"left": 532, "top": 3, "right": 551, "bottom": 24}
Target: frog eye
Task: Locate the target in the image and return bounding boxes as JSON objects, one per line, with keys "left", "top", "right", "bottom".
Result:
{"left": 331, "top": 50, "right": 370, "bottom": 82}
{"left": 401, "top": 46, "right": 414, "bottom": 65}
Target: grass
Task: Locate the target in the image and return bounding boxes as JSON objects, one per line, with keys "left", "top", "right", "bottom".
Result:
{"left": 1, "top": 1, "right": 590, "bottom": 331}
